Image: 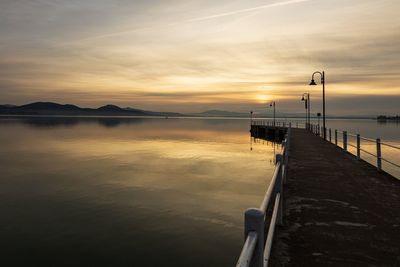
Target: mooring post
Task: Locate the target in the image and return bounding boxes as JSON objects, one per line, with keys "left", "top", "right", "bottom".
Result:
{"left": 357, "top": 134, "right": 361, "bottom": 160}
{"left": 275, "top": 154, "right": 284, "bottom": 226}
{"left": 376, "top": 138, "right": 382, "bottom": 172}
{"left": 244, "top": 208, "right": 265, "bottom": 267}
{"left": 335, "top": 129, "right": 338, "bottom": 145}
{"left": 343, "top": 131, "right": 348, "bottom": 151}
{"left": 329, "top": 128, "right": 332, "bottom": 142}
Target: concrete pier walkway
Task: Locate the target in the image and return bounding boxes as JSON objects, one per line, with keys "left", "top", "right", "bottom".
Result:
{"left": 271, "top": 128, "right": 400, "bottom": 266}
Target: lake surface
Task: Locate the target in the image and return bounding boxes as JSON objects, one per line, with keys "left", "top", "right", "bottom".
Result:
{"left": 0, "top": 117, "right": 398, "bottom": 266}
{"left": 0, "top": 117, "right": 278, "bottom": 266}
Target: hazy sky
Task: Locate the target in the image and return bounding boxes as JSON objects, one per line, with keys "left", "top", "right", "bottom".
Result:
{"left": 1, "top": 0, "right": 399, "bottom": 115}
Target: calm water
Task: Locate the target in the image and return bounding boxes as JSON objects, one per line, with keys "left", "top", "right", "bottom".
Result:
{"left": 0, "top": 117, "right": 398, "bottom": 266}
{"left": 0, "top": 117, "right": 278, "bottom": 266}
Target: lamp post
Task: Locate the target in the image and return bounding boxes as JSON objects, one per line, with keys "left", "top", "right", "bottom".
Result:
{"left": 269, "top": 101, "right": 276, "bottom": 127}
{"left": 301, "top": 93, "right": 310, "bottom": 129}
{"left": 309, "top": 71, "right": 326, "bottom": 140}
{"left": 317, "top": 112, "right": 321, "bottom": 135}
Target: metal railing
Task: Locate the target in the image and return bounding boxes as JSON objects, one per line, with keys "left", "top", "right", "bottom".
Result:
{"left": 236, "top": 127, "right": 291, "bottom": 267}
{"left": 251, "top": 120, "right": 305, "bottom": 129}
{"left": 309, "top": 124, "right": 400, "bottom": 173}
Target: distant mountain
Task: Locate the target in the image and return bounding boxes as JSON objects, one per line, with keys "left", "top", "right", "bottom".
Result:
{"left": 19, "top": 102, "right": 82, "bottom": 111}
{"left": 97, "top": 104, "right": 126, "bottom": 112}
{"left": 0, "top": 102, "right": 180, "bottom": 117}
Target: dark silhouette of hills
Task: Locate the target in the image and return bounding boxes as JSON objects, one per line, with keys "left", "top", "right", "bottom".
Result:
{"left": 0, "top": 102, "right": 378, "bottom": 119}
{"left": 0, "top": 102, "right": 181, "bottom": 117}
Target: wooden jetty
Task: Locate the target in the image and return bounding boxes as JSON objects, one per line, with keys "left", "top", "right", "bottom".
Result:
{"left": 237, "top": 123, "right": 400, "bottom": 267}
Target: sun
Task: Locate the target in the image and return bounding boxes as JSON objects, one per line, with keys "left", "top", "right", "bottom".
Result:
{"left": 255, "top": 94, "right": 273, "bottom": 103}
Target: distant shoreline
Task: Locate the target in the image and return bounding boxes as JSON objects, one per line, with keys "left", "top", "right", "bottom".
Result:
{"left": 0, "top": 114, "right": 377, "bottom": 120}
{"left": 0, "top": 101, "right": 384, "bottom": 120}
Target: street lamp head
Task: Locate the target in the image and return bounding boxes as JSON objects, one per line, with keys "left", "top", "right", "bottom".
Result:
{"left": 309, "top": 79, "right": 317, "bottom": 86}
{"left": 301, "top": 96, "right": 305, "bottom": 101}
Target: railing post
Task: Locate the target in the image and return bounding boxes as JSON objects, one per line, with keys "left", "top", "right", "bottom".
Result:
{"left": 376, "top": 138, "right": 382, "bottom": 172}
{"left": 329, "top": 128, "right": 332, "bottom": 142}
{"left": 275, "top": 154, "right": 284, "bottom": 226}
{"left": 335, "top": 129, "right": 338, "bottom": 145}
{"left": 357, "top": 134, "right": 361, "bottom": 160}
{"left": 244, "top": 208, "right": 265, "bottom": 267}
{"left": 343, "top": 131, "right": 347, "bottom": 151}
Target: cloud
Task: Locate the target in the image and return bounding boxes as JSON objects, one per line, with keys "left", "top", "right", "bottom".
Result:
{"left": 64, "top": 0, "right": 316, "bottom": 44}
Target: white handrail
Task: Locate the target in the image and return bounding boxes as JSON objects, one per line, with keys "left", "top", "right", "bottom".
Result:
{"left": 236, "top": 232, "right": 258, "bottom": 267}
{"left": 259, "top": 161, "right": 282, "bottom": 212}
{"left": 310, "top": 124, "right": 399, "bottom": 175}
{"left": 264, "top": 194, "right": 281, "bottom": 267}
{"left": 237, "top": 124, "right": 291, "bottom": 267}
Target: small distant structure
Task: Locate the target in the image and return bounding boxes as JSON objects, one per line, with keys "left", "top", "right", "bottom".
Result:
{"left": 377, "top": 115, "right": 400, "bottom": 122}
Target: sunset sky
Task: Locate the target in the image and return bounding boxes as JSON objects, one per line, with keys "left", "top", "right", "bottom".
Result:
{"left": 1, "top": 0, "right": 399, "bottom": 115}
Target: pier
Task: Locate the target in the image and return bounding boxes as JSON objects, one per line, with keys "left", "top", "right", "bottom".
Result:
{"left": 237, "top": 123, "right": 400, "bottom": 267}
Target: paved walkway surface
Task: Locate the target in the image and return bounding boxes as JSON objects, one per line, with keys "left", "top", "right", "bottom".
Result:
{"left": 271, "top": 128, "right": 400, "bottom": 267}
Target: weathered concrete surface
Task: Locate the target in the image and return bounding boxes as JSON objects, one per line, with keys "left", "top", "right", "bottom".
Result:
{"left": 271, "top": 128, "right": 400, "bottom": 267}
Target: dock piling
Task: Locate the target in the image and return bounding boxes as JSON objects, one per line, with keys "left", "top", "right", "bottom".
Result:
{"left": 335, "top": 129, "right": 338, "bottom": 145}
{"left": 343, "top": 131, "right": 348, "bottom": 151}
{"left": 357, "top": 134, "right": 361, "bottom": 160}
